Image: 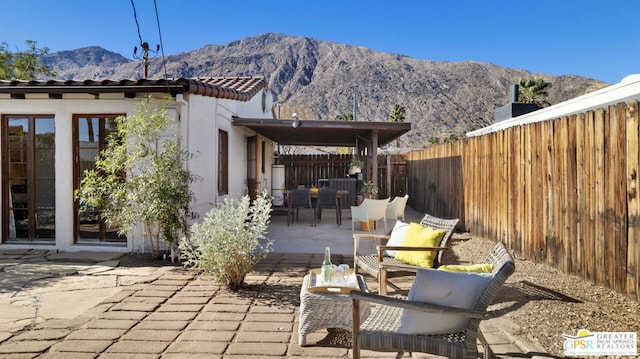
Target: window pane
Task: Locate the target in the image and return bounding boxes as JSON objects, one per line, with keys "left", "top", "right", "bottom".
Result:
{"left": 36, "top": 209, "right": 55, "bottom": 239}
{"left": 77, "top": 117, "right": 100, "bottom": 144}
{"left": 3, "top": 116, "right": 55, "bottom": 242}
{"left": 35, "top": 118, "right": 55, "bottom": 148}
{"left": 35, "top": 148, "right": 55, "bottom": 179}
{"left": 35, "top": 179, "right": 55, "bottom": 208}
{"left": 74, "top": 115, "right": 125, "bottom": 243}
{"left": 8, "top": 118, "right": 29, "bottom": 149}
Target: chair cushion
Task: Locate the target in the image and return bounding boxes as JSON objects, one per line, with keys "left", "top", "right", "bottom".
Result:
{"left": 393, "top": 223, "right": 446, "bottom": 267}
{"left": 384, "top": 220, "right": 409, "bottom": 256}
{"left": 398, "top": 268, "right": 493, "bottom": 334}
{"left": 438, "top": 263, "right": 494, "bottom": 273}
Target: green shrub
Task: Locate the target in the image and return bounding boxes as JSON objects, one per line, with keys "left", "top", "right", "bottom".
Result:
{"left": 179, "top": 191, "right": 272, "bottom": 290}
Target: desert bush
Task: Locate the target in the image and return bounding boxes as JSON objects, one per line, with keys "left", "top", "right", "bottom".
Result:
{"left": 179, "top": 191, "right": 272, "bottom": 290}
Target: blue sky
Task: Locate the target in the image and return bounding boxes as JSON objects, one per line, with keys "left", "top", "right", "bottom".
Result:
{"left": 1, "top": 0, "right": 637, "bottom": 84}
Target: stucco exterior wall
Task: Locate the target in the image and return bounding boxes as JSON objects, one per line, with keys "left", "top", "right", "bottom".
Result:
{"left": 0, "top": 88, "right": 275, "bottom": 253}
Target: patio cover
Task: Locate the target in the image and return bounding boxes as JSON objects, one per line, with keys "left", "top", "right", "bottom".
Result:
{"left": 232, "top": 117, "right": 411, "bottom": 187}
{"left": 232, "top": 117, "right": 411, "bottom": 147}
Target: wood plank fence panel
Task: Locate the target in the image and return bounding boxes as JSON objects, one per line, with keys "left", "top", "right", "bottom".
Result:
{"left": 532, "top": 121, "right": 544, "bottom": 261}
{"left": 567, "top": 115, "right": 578, "bottom": 276}
{"left": 585, "top": 110, "right": 597, "bottom": 283}
{"left": 627, "top": 101, "right": 640, "bottom": 301}
{"left": 404, "top": 101, "right": 640, "bottom": 302}
{"left": 613, "top": 103, "right": 628, "bottom": 293}
{"left": 575, "top": 113, "right": 586, "bottom": 278}
{"left": 594, "top": 108, "right": 606, "bottom": 285}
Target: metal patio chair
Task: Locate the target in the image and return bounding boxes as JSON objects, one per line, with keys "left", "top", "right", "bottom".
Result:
{"left": 287, "top": 188, "right": 316, "bottom": 226}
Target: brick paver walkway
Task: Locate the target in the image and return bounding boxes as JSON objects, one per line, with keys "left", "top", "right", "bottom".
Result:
{"left": 0, "top": 252, "right": 537, "bottom": 358}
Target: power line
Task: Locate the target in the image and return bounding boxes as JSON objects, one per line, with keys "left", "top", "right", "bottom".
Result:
{"left": 130, "top": 0, "right": 159, "bottom": 78}
{"left": 153, "top": 0, "right": 169, "bottom": 78}
{"left": 130, "top": 0, "right": 143, "bottom": 45}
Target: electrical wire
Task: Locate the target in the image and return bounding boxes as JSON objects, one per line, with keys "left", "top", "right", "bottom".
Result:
{"left": 130, "top": 0, "right": 143, "bottom": 46}
{"left": 153, "top": 0, "right": 169, "bottom": 78}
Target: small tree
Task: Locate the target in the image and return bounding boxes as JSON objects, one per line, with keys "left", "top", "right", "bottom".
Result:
{"left": 76, "top": 98, "right": 199, "bottom": 258}
{"left": 179, "top": 191, "right": 273, "bottom": 291}
{"left": 428, "top": 136, "right": 440, "bottom": 145}
{"left": 519, "top": 77, "right": 551, "bottom": 107}
{"left": 0, "top": 40, "right": 57, "bottom": 80}
{"left": 335, "top": 113, "right": 354, "bottom": 121}
{"left": 443, "top": 134, "right": 459, "bottom": 143}
{"left": 389, "top": 104, "right": 406, "bottom": 122}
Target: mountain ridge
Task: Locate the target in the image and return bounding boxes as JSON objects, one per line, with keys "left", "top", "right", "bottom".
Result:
{"left": 42, "top": 33, "right": 609, "bottom": 148}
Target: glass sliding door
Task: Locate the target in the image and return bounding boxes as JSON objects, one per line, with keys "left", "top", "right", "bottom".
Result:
{"left": 2, "top": 115, "right": 55, "bottom": 242}
{"left": 73, "top": 115, "right": 125, "bottom": 243}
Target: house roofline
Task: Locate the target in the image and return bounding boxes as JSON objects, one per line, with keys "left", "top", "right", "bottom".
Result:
{"left": 0, "top": 77, "right": 266, "bottom": 101}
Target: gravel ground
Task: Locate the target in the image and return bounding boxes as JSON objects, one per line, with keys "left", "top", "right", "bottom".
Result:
{"left": 446, "top": 233, "right": 640, "bottom": 358}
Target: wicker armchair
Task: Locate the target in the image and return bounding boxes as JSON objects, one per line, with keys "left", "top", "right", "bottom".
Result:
{"left": 353, "top": 213, "right": 459, "bottom": 294}
{"left": 350, "top": 241, "right": 515, "bottom": 359}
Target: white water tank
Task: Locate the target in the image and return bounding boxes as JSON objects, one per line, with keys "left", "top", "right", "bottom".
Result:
{"left": 272, "top": 164, "right": 285, "bottom": 206}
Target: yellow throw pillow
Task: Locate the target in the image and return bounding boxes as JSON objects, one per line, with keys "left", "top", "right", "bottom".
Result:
{"left": 394, "top": 223, "right": 446, "bottom": 267}
{"left": 438, "top": 263, "right": 494, "bottom": 273}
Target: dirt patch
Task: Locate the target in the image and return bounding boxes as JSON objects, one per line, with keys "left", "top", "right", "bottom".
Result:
{"left": 446, "top": 233, "right": 640, "bottom": 357}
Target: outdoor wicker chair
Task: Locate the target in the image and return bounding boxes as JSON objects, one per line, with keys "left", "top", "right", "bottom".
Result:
{"left": 353, "top": 213, "right": 459, "bottom": 294}
{"left": 350, "top": 241, "right": 515, "bottom": 359}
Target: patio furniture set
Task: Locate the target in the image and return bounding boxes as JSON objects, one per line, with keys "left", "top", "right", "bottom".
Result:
{"left": 297, "top": 210, "right": 516, "bottom": 359}
{"left": 285, "top": 187, "right": 410, "bottom": 233}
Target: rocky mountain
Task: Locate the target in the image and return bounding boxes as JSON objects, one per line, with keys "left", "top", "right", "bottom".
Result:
{"left": 42, "top": 33, "right": 609, "bottom": 148}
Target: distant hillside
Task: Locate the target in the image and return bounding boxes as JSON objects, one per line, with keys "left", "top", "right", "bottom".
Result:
{"left": 42, "top": 33, "right": 609, "bottom": 148}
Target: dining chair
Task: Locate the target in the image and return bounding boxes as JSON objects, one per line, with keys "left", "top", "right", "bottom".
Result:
{"left": 350, "top": 198, "right": 390, "bottom": 233}
{"left": 315, "top": 187, "right": 341, "bottom": 226}
{"left": 386, "top": 194, "right": 409, "bottom": 222}
{"left": 287, "top": 188, "right": 316, "bottom": 226}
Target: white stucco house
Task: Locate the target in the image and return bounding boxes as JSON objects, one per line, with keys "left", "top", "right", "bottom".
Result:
{"left": 0, "top": 77, "right": 278, "bottom": 253}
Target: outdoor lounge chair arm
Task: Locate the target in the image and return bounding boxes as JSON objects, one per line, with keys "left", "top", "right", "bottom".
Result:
{"left": 353, "top": 233, "right": 391, "bottom": 259}
{"left": 350, "top": 290, "right": 488, "bottom": 319}
{"left": 353, "top": 233, "right": 390, "bottom": 240}
{"left": 378, "top": 261, "right": 427, "bottom": 272}
{"left": 377, "top": 245, "right": 449, "bottom": 252}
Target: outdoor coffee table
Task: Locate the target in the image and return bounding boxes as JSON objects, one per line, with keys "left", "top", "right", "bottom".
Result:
{"left": 298, "top": 269, "right": 371, "bottom": 346}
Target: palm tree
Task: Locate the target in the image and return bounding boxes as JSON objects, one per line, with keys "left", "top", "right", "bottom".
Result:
{"left": 518, "top": 77, "right": 552, "bottom": 107}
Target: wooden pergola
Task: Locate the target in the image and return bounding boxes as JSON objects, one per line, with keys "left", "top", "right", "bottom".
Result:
{"left": 232, "top": 117, "right": 411, "bottom": 186}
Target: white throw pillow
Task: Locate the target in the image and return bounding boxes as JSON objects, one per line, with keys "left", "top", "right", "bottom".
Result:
{"left": 397, "top": 268, "right": 493, "bottom": 334}
{"left": 384, "top": 220, "right": 409, "bottom": 256}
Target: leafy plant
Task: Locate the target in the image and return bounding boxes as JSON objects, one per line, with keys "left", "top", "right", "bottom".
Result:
{"left": 76, "top": 98, "right": 199, "bottom": 258}
{"left": 389, "top": 103, "right": 406, "bottom": 122}
{"left": 519, "top": 77, "right": 552, "bottom": 107}
{"left": 443, "top": 133, "right": 459, "bottom": 143}
{"left": 349, "top": 156, "right": 364, "bottom": 169}
{"left": 179, "top": 191, "right": 273, "bottom": 291}
{"left": 361, "top": 181, "right": 379, "bottom": 195}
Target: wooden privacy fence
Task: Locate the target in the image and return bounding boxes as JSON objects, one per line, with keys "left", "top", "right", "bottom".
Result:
{"left": 278, "top": 154, "right": 407, "bottom": 199}
{"left": 406, "top": 101, "right": 640, "bottom": 302}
